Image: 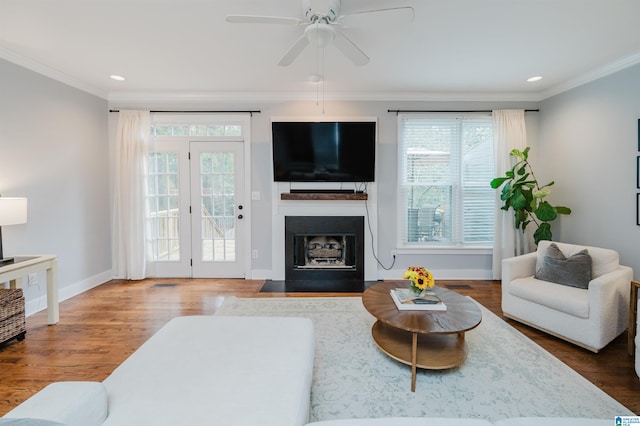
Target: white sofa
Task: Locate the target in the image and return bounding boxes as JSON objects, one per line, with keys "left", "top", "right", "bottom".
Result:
{"left": 502, "top": 241, "right": 632, "bottom": 352}
{"left": 1, "top": 314, "right": 616, "bottom": 426}
{"left": 3, "top": 316, "right": 316, "bottom": 426}
{"left": 0, "top": 417, "right": 615, "bottom": 426}
{"left": 306, "top": 418, "right": 612, "bottom": 426}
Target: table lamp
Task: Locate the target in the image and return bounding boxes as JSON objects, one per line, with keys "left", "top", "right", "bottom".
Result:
{"left": 0, "top": 197, "right": 28, "bottom": 265}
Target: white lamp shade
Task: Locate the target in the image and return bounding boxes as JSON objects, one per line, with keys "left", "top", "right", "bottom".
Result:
{"left": 0, "top": 198, "right": 28, "bottom": 226}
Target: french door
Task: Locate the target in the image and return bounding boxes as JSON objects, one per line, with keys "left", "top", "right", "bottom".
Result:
{"left": 190, "top": 141, "right": 245, "bottom": 278}
{"left": 146, "top": 140, "right": 246, "bottom": 278}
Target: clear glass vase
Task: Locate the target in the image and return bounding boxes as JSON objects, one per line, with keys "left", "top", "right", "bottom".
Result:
{"left": 410, "top": 284, "right": 427, "bottom": 297}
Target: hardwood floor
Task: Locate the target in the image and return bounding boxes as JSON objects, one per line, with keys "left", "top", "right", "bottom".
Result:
{"left": 0, "top": 278, "right": 638, "bottom": 416}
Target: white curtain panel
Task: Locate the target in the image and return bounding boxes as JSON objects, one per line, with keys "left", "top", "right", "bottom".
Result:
{"left": 492, "top": 109, "right": 528, "bottom": 279}
{"left": 112, "top": 110, "right": 151, "bottom": 280}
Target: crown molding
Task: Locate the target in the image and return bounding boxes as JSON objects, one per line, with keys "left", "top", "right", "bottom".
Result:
{"left": 5, "top": 44, "right": 639, "bottom": 106}
{"left": 107, "top": 89, "right": 542, "bottom": 107}
{"left": 540, "top": 50, "right": 640, "bottom": 100}
{"left": 0, "top": 47, "right": 108, "bottom": 99}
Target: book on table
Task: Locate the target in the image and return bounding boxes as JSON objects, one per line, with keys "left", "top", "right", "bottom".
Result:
{"left": 390, "top": 288, "right": 447, "bottom": 311}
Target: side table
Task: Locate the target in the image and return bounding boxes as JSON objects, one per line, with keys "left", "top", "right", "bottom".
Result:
{"left": 0, "top": 255, "right": 59, "bottom": 325}
{"left": 629, "top": 280, "right": 639, "bottom": 356}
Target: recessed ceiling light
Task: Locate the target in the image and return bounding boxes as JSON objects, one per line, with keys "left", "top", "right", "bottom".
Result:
{"left": 110, "top": 75, "right": 126, "bottom": 81}
{"left": 527, "top": 76, "right": 543, "bottom": 82}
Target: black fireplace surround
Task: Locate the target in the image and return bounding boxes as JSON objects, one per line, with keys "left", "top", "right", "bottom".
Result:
{"left": 285, "top": 216, "right": 364, "bottom": 281}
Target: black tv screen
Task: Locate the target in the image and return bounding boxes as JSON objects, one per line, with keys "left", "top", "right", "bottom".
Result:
{"left": 272, "top": 121, "right": 376, "bottom": 182}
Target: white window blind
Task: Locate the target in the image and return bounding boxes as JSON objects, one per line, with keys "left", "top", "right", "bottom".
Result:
{"left": 398, "top": 114, "right": 494, "bottom": 247}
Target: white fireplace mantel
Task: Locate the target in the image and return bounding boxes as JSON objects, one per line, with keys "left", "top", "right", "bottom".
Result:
{"left": 271, "top": 182, "right": 378, "bottom": 281}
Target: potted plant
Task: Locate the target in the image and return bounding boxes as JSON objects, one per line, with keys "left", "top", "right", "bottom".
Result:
{"left": 490, "top": 147, "right": 571, "bottom": 245}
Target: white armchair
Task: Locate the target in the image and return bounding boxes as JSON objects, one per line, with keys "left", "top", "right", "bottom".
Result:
{"left": 502, "top": 241, "right": 632, "bottom": 353}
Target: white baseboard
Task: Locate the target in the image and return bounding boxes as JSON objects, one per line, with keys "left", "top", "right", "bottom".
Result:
{"left": 248, "top": 270, "right": 271, "bottom": 280}
{"left": 24, "top": 269, "right": 113, "bottom": 317}
{"left": 21, "top": 266, "right": 492, "bottom": 317}
{"left": 377, "top": 268, "right": 494, "bottom": 281}
{"left": 252, "top": 268, "right": 493, "bottom": 282}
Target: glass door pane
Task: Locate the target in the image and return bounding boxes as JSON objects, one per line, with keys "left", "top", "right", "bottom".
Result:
{"left": 199, "top": 151, "right": 236, "bottom": 262}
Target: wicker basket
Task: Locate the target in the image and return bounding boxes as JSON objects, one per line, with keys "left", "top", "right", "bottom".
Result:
{"left": 0, "top": 288, "right": 26, "bottom": 345}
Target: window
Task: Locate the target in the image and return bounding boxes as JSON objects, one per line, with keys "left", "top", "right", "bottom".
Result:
{"left": 147, "top": 152, "right": 180, "bottom": 261}
{"left": 151, "top": 124, "right": 242, "bottom": 137}
{"left": 398, "top": 114, "right": 494, "bottom": 248}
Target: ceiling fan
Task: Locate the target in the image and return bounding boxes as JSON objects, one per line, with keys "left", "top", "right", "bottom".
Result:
{"left": 226, "top": 0, "right": 415, "bottom": 67}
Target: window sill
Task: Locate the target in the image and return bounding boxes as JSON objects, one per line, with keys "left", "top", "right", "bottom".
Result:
{"left": 395, "top": 246, "right": 493, "bottom": 255}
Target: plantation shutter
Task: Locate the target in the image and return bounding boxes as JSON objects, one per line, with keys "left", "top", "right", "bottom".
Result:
{"left": 398, "top": 114, "right": 494, "bottom": 247}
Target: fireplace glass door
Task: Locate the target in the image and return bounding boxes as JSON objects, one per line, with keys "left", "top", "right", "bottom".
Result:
{"left": 285, "top": 216, "right": 364, "bottom": 281}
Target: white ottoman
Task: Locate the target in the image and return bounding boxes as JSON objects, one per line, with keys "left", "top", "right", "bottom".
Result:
{"left": 102, "top": 316, "right": 315, "bottom": 426}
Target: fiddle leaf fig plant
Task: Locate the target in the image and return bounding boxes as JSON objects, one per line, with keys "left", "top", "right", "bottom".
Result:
{"left": 490, "top": 147, "right": 571, "bottom": 245}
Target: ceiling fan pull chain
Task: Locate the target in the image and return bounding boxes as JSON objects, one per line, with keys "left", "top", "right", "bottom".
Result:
{"left": 322, "top": 46, "right": 326, "bottom": 115}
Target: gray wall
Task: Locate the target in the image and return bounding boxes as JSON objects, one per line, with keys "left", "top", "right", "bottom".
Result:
{"left": 539, "top": 63, "right": 640, "bottom": 278}
{"left": 246, "top": 100, "right": 540, "bottom": 280}
{"left": 109, "top": 98, "right": 539, "bottom": 280}
{"left": 0, "top": 59, "right": 111, "bottom": 314}
{"left": 11, "top": 52, "right": 638, "bottom": 289}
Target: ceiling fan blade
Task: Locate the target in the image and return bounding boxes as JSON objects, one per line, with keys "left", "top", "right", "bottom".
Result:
{"left": 333, "top": 31, "right": 369, "bottom": 66}
{"left": 338, "top": 6, "right": 415, "bottom": 29}
{"left": 226, "top": 15, "right": 302, "bottom": 25}
{"left": 278, "top": 35, "right": 310, "bottom": 66}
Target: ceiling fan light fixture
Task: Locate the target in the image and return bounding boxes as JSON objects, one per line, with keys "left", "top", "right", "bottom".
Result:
{"left": 305, "top": 23, "right": 335, "bottom": 48}
{"left": 228, "top": 0, "right": 404, "bottom": 67}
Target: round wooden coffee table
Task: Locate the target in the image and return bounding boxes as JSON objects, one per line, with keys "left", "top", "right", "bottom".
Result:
{"left": 362, "top": 282, "right": 482, "bottom": 391}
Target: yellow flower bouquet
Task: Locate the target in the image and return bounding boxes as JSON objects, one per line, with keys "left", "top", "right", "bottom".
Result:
{"left": 403, "top": 266, "right": 435, "bottom": 296}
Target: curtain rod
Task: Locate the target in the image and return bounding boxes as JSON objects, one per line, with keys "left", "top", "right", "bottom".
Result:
{"left": 109, "top": 110, "right": 261, "bottom": 116}
{"left": 388, "top": 109, "right": 539, "bottom": 114}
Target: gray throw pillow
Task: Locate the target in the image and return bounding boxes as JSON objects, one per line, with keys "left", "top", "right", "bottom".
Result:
{"left": 535, "top": 242, "right": 592, "bottom": 289}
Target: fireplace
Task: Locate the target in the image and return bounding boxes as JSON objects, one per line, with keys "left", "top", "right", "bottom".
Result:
{"left": 285, "top": 216, "right": 364, "bottom": 281}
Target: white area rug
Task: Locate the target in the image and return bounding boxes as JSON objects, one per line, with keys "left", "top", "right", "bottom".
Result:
{"left": 215, "top": 296, "right": 633, "bottom": 422}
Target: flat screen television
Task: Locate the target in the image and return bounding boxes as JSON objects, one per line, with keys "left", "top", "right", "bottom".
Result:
{"left": 272, "top": 121, "right": 376, "bottom": 182}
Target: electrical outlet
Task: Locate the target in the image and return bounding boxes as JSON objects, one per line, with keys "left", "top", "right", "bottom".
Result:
{"left": 391, "top": 250, "right": 397, "bottom": 257}
{"left": 252, "top": 249, "right": 259, "bottom": 259}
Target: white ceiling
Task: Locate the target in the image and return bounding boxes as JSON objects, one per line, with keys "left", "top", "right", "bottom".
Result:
{"left": 2, "top": 0, "right": 640, "bottom": 102}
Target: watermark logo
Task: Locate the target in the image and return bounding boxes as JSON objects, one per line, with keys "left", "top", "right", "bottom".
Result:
{"left": 617, "top": 416, "right": 640, "bottom": 425}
